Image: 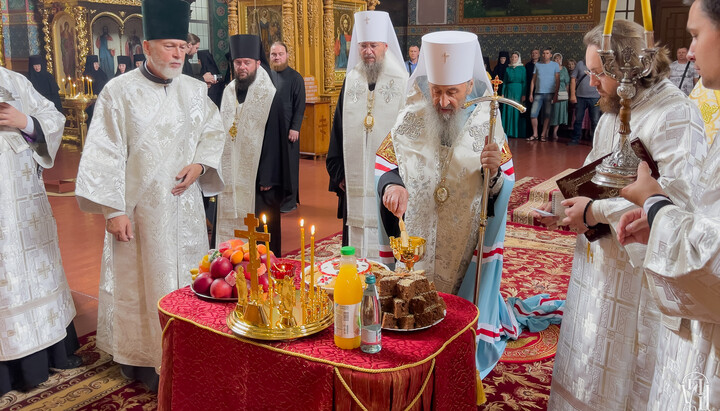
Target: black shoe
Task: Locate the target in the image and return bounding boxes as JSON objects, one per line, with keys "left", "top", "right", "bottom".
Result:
{"left": 567, "top": 140, "right": 579, "bottom": 146}
{"left": 55, "top": 354, "right": 83, "bottom": 369}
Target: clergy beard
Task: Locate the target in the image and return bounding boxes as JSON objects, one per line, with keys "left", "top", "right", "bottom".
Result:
{"left": 598, "top": 94, "right": 621, "bottom": 114}
{"left": 146, "top": 56, "right": 182, "bottom": 79}
{"left": 359, "top": 59, "right": 384, "bottom": 85}
{"left": 270, "top": 61, "right": 288, "bottom": 71}
{"left": 424, "top": 100, "right": 465, "bottom": 147}
{"left": 235, "top": 70, "right": 257, "bottom": 92}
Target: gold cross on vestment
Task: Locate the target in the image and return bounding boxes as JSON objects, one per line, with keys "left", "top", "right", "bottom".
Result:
{"left": 491, "top": 76, "right": 503, "bottom": 95}
{"left": 442, "top": 52, "right": 450, "bottom": 63}
{"left": 364, "top": 16, "right": 371, "bottom": 24}
{"left": 21, "top": 163, "right": 33, "bottom": 181}
{"left": 235, "top": 214, "right": 270, "bottom": 299}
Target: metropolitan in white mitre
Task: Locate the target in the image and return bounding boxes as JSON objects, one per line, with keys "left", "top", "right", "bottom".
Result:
{"left": 0, "top": 66, "right": 82, "bottom": 394}
{"left": 75, "top": 0, "right": 224, "bottom": 389}
{"left": 216, "top": 34, "right": 291, "bottom": 254}
{"left": 326, "top": 11, "right": 408, "bottom": 261}
{"left": 375, "top": 31, "right": 520, "bottom": 380}
{"left": 617, "top": 1, "right": 720, "bottom": 408}
{"left": 538, "top": 20, "right": 708, "bottom": 410}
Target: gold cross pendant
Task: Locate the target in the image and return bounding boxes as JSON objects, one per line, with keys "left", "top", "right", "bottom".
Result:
{"left": 229, "top": 122, "right": 238, "bottom": 142}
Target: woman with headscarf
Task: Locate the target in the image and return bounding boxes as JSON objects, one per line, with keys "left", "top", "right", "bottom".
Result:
{"left": 115, "top": 55, "right": 132, "bottom": 77}
{"left": 549, "top": 52, "right": 569, "bottom": 141}
{"left": 492, "top": 51, "right": 509, "bottom": 95}
{"left": 83, "top": 55, "right": 108, "bottom": 124}
{"left": 26, "top": 54, "right": 63, "bottom": 113}
{"left": 133, "top": 53, "right": 145, "bottom": 69}
{"left": 501, "top": 51, "right": 526, "bottom": 138}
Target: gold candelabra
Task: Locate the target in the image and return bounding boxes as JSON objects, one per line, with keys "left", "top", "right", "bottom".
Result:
{"left": 226, "top": 213, "right": 333, "bottom": 340}
{"left": 592, "top": 33, "right": 658, "bottom": 188}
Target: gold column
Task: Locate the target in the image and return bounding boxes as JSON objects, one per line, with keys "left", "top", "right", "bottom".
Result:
{"left": 74, "top": 6, "right": 89, "bottom": 78}
{"left": 41, "top": 8, "right": 53, "bottom": 73}
{"left": 322, "top": 0, "right": 334, "bottom": 93}
{"left": 283, "top": 0, "right": 297, "bottom": 69}
{"left": 228, "top": 0, "right": 239, "bottom": 35}
{"left": 0, "top": 8, "right": 5, "bottom": 67}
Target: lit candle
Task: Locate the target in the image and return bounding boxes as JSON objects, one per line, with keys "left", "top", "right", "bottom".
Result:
{"left": 72, "top": 82, "right": 76, "bottom": 96}
{"left": 603, "top": 0, "right": 617, "bottom": 35}
{"left": 262, "top": 214, "right": 271, "bottom": 278}
{"left": 61, "top": 78, "right": 65, "bottom": 94}
{"left": 309, "top": 225, "right": 315, "bottom": 303}
{"left": 640, "top": 0, "right": 653, "bottom": 32}
{"left": 300, "top": 219, "right": 305, "bottom": 304}
{"left": 89, "top": 79, "right": 93, "bottom": 96}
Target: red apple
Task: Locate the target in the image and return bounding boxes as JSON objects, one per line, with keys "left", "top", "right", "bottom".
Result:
{"left": 193, "top": 273, "right": 213, "bottom": 295}
{"left": 218, "top": 241, "right": 231, "bottom": 254}
{"left": 210, "top": 278, "right": 233, "bottom": 298}
{"left": 210, "top": 257, "right": 233, "bottom": 279}
{"left": 258, "top": 274, "right": 269, "bottom": 293}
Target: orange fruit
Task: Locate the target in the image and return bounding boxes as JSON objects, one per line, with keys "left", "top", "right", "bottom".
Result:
{"left": 199, "top": 255, "right": 211, "bottom": 272}
{"left": 229, "top": 239, "right": 244, "bottom": 249}
{"left": 230, "top": 250, "right": 244, "bottom": 265}
{"left": 256, "top": 244, "right": 267, "bottom": 255}
{"left": 241, "top": 242, "right": 250, "bottom": 253}
{"left": 243, "top": 252, "right": 250, "bottom": 261}
{"left": 222, "top": 249, "right": 234, "bottom": 259}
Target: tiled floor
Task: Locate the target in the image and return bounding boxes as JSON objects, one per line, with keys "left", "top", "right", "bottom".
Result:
{"left": 46, "top": 134, "right": 591, "bottom": 336}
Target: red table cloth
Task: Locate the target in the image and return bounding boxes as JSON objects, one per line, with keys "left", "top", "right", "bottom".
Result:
{"left": 157, "top": 266, "right": 479, "bottom": 410}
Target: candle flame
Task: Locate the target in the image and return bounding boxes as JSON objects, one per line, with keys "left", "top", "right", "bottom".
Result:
{"left": 311, "top": 225, "right": 315, "bottom": 235}
{"left": 300, "top": 218, "right": 304, "bottom": 227}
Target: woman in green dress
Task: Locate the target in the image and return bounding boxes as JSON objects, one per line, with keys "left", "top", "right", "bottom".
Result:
{"left": 501, "top": 51, "right": 526, "bottom": 138}
{"left": 550, "top": 53, "right": 570, "bottom": 141}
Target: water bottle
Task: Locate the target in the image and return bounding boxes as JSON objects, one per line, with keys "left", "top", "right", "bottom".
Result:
{"left": 360, "top": 274, "right": 381, "bottom": 353}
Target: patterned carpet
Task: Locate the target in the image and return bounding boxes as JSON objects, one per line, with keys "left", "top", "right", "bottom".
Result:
{"left": 1, "top": 184, "right": 576, "bottom": 410}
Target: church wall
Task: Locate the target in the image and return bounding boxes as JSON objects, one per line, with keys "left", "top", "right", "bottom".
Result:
{"left": 2, "top": 0, "right": 41, "bottom": 70}
{"left": 374, "top": 0, "right": 595, "bottom": 67}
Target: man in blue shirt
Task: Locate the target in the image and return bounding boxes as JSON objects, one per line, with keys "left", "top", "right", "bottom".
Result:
{"left": 405, "top": 45, "right": 419, "bottom": 75}
{"left": 568, "top": 59, "right": 601, "bottom": 145}
{"left": 529, "top": 48, "right": 559, "bottom": 141}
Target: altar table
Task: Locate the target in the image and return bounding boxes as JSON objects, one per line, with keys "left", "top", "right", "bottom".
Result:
{"left": 157, "top": 279, "right": 479, "bottom": 410}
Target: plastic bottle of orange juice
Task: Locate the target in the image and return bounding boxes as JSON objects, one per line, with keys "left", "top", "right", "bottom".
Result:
{"left": 334, "top": 246, "right": 362, "bottom": 349}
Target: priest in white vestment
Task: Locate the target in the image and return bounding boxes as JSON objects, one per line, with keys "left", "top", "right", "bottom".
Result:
{"left": 216, "top": 34, "right": 292, "bottom": 254}
{"left": 617, "top": 1, "right": 720, "bottom": 408}
{"left": 0, "top": 66, "right": 82, "bottom": 394}
{"left": 326, "top": 11, "right": 408, "bottom": 262}
{"left": 375, "top": 31, "right": 520, "bottom": 382}
{"left": 536, "top": 21, "right": 708, "bottom": 410}
{"left": 75, "top": 0, "right": 225, "bottom": 390}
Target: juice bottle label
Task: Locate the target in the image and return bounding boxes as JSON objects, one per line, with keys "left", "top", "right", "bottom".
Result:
{"left": 334, "top": 302, "right": 360, "bottom": 339}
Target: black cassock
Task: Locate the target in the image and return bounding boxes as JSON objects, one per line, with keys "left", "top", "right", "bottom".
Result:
{"left": 234, "top": 73, "right": 293, "bottom": 255}
{"left": 272, "top": 66, "right": 306, "bottom": 212}
{"left": 83, "top": 67, "right": 108, "bottom": 126}
{"left": 326, "top": 80, "right": 376, "bottom": 246}
{"left": 27, "top": 69, "right": 62, "bottom": 113}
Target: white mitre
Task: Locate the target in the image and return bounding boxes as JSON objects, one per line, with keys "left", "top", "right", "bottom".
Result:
{"left": 346, "top": 10, "right": 404, "bottom": 73}
{"left": 409, "top": 31, "right": 492, "bottom": 96}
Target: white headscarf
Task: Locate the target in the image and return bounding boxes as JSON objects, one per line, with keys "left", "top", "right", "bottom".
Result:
{"left": 407, "top": 31, "right": 493, "bottom": 100}
{"left": 346, "top": 11, "right": 404, "bottom": 73}
{"left": 509, "top": 51, "right": 523, "bottom": 68}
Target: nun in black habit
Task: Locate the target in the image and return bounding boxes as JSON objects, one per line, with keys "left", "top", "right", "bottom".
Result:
{"left": 27, "top": 54, "right": 63, "bottom": 113}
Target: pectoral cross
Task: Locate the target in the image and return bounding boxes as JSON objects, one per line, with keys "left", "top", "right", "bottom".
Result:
{"left": 235, "top": 214, "right": 270, "bottom": 301}
{"left": 442, "top": 52, "right": 450, "bottom": 63}
{"left": 229, "top": 122, "right": 238, "bottom": 142}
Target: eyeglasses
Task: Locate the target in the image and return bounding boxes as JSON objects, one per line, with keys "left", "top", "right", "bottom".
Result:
{"left": 584, "top": 69, "right": 606, "bottom": 80}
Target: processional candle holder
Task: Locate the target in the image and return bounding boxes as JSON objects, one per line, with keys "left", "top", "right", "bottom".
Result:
{"left": 226, "top": 213, "right": 333, "bottom": 340}
{"left": 389, "top": 236, "right": 426, "bottom": 271}
{"left": 591, "top": 33, "right": 658, "bottom": 188}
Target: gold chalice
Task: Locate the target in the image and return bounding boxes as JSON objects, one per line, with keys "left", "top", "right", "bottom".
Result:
{"left": 389, "top": 236, "right": 426, "bottom": 271}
